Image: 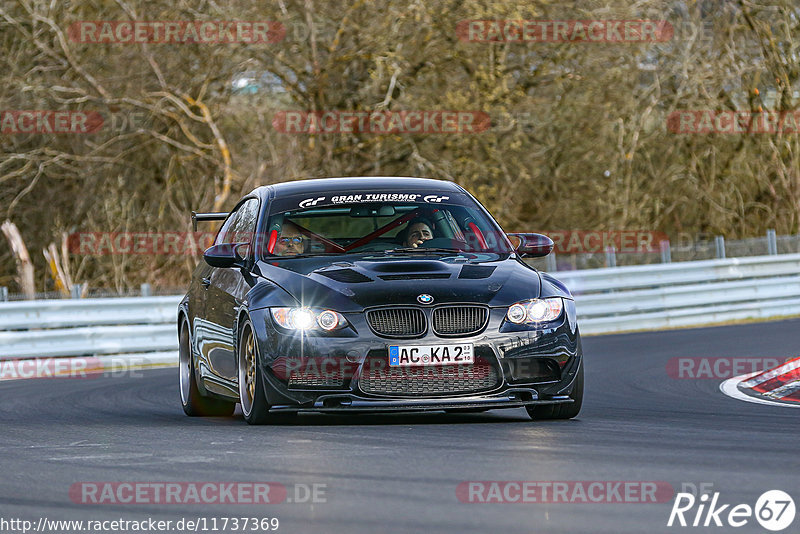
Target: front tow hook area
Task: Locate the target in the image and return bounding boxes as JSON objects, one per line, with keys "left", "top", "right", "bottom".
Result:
{"left": 321, "top": 397, "right": 353, "bottom": 409}
{"left": 506, "top": 389, "right": 537, "bottom": 402}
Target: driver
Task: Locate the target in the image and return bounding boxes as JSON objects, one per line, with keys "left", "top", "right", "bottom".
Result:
{"left": 273, "top": 223, "right": 306, "bottom": 256}
{"left": 402, "top": 218, "right": 434, "bottom": 248}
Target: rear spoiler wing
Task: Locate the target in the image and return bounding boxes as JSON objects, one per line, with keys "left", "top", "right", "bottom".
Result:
{"left": 191, "top": 211, "right": 228, "bottom": 231}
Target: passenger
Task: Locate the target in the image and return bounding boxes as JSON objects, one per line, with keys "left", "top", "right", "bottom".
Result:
{"left": 273, "top": 223, "right": 306, "bottom": 256}
{"left": 402, "top": 218, "right": 434, "bottom": 248}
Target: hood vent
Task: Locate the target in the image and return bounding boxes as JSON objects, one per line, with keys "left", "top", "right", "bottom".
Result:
{"left": 369, "top": 261, "right": 443, "bottom": 273}
{"left": 379, "top": 273, "right": 451, "bottom": 281}
{"left": 318, "top": 268, "right": 372, "bottom": 283}
{"left": 458, "top": 265, "right": 497, "bottom": 279}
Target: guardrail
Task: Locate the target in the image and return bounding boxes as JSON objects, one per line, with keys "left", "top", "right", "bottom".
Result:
{"left": 1, "top": 253, "right": 799, "bottom": 364}
{"left": 0, "top": 296, "right": 181, "bottom": 363}
{"left": 560, "top": 253, "right": 800, "bottom": 334}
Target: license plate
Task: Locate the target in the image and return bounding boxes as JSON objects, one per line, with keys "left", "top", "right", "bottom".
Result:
{"left": 388, "top": 344, "right": 474, "bottom": 367}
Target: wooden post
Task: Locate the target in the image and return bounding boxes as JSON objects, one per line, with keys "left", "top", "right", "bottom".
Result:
{"left": 43, "top": 242, "right": 71, "bottom": 297}
{"left": 1, "top": 220, "right": 35, "bottom": 299}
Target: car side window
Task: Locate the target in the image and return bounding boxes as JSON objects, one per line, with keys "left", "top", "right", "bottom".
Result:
{"left": 230, "top": 199, "right": 259, "bottom": 244}
{"left": 214, "top": 199, "right": 259, "bottom": 245}
{"left": 214, "top": 208, "right": 241, "bottom": 246}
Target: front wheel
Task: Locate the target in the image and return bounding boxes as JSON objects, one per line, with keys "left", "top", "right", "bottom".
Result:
{"left": 526, "top": 361, "right": 583, "bottom": 420}
{"left": 179, "top": 321, "right": 235, "bottom": 417}
{"left": 238, "top": 317, "right": 272, "bottom": 425}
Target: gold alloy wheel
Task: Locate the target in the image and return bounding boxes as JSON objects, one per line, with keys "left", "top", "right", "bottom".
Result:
{"left": 238, "top": 322, "right": 257, "bottom": 415}
{"left": 245, "top": 331, "right": 256, "bottom": 402}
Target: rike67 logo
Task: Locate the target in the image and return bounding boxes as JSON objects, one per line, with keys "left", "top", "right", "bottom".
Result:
{"left": 668, "top": 490, "right": 795, "bottom": 531}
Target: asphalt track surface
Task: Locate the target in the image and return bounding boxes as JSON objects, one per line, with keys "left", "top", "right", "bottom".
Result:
{"left": 1, "top": 319, "right": 799, "bottom": 534}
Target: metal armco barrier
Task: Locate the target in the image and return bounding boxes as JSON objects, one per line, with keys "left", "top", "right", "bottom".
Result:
{"left": 559, "top": 253, "right": 800, "bottom": 334}
{"left": 0, "top": 296, "right": 181, "bottom": 362}
{"left": 1, "top": 253, "right": 800, "bottom": 363}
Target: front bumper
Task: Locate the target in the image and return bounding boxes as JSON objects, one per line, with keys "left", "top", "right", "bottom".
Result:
{"left": 249, "top": 304, "right": 582, "bottom": 413}
{"left": 272, "top": 389, "right": 575, "bottom": 413}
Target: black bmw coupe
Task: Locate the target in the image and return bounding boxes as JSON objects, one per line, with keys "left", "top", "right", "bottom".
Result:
{"left": 178, "top": 177, "right": 583, "bottom": 424}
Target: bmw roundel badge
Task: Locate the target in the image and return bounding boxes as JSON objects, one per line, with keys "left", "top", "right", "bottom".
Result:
{"left": 417, "top": 294, "right": 434, "bottom": 304}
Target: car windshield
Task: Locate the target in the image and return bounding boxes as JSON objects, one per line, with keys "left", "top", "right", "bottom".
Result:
{"left": 258, "top": 194, "right": 512, "bottom": 257}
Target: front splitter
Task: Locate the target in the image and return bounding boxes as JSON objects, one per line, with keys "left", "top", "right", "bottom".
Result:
{"left": 269, "top": 388, "right": 573, "bottom": 413}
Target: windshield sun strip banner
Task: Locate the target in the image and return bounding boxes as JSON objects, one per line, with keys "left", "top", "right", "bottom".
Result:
{"left": 268, "top": 191, "right": 471, "bottom": 214}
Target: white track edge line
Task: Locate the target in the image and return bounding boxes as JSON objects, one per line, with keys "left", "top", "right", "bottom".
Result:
{"left": 720, "top": 371, "right": 800, "bottom": 409}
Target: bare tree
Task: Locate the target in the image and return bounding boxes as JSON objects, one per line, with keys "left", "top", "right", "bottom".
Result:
{"left": 1, "top": 0, "right": 799, "bottom": 294}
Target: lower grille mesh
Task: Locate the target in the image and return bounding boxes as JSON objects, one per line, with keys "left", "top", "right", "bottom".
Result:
{"left": 272, "top": 357, "right": 350, "bottom": 388}
{"left": 359, "top": 355, "right": 498, "bottom": 396}
{"left": 288, "top": 372, "right": 346, "bottom": 388}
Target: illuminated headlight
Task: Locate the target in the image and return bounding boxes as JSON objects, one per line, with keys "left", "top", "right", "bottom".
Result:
{"left": 290, "top": 308, "right": 315, "bottom": 330}
{"left": 507, "top": 303, "right": 528, "bottom": 323}
{"left": 316, "top": 310, "right": 340, "bottom": 331}
{"left": 505, "top": 298, "right": 564, "bottom": 324}
{"left": 270, "top": 308, "right": 348, "bottom": 331}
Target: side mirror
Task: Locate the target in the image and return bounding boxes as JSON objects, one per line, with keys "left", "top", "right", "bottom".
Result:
{"left": 203, "top": 243, "right": 248, "bottom": 268}
{"left": 506, "top": 233, "right": 554, "bottom": 257}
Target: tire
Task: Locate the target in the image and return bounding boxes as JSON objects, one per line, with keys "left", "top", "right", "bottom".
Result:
{"left": 179, "top": 320, "right": 236, "bottom": 417}
{"left": 526, "top": 361, "right": 583, "bottom": 420}
{"left": 238, "top": 316, "right": 272, "bottom": 425}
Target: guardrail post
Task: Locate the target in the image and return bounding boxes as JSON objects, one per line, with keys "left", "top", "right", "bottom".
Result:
{"left": 714, "top": 236, "right": 726, "bottom": 259}
{"left": 545, "top": 252, "right": 557, "bottom": 272}
{"left": 0, "top": 286, "right": 7, "bottom": 302}
{"left": 659, "top": 240, "right": 671, "bottom": 263}
{"left": 605, "top": 246, "right": 617, "bottom": 268}
{"left": 70, "top": 283, "right": 82, "bottom": 299}
{"left": 141, "top": 283, "right": 151, "bottom": 297}
{"left": 767, "top": 229, "right": 777, "bottom": 255}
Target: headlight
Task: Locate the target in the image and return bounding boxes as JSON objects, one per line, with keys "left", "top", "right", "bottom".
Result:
{"left": 316, "top": 310, "right": 340, "bottom": 331}
{"left": 270, "top": 307, "right": 348, "bottom": 331}
{"left": 505, "top": 298, "right": 564, "bottom": 324}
